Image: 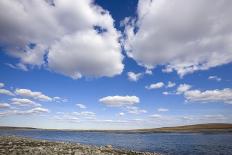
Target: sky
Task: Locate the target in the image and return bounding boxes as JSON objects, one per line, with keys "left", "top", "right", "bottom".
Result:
{"left": 0, "top": 0, "right": 232, "bottom": 130}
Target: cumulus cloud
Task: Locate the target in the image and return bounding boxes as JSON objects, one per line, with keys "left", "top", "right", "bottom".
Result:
{"left": 150, "top": 114, "right": 162, "bottom": 119}
{"left": 157, "top": 108, "right": 169, "bottom": 112}
{"left": 78, "top": 111, "right": 95, "bottom": 117}
{"left": 27, "top": 107, "right": 49, "bottom": 113}
{"left": 0, "top": 83, "right": 4, "bottom": 88}
{"left": 162, "top": 91, "right": 170, "bottom": 95}
{"left": 76, "top": 104, "right": 87, "bottom": 109}
{"left": 167, "top": 81, "right": 176, "bottom": 88}
{"left": 208, "top": 75, "right": 222, "bottom": 81}
{"left": 145, "top": 69, "right": 153, "bottom": 75}
{"left": 127, "top": 72, "right": 143, "bottom": 82}
{"left": 11, "top": 98, "right": 40, "bottom": 106}
{"left": 124, "top": 0, "right": 232, "bottom": 76}
{"left": 126, "top": 106, "right": 147, "bottom": 114}
{"left": 184, "top": 88, "right": 232, "bottom": 104}
{"left": 0, "top": 0, "right": 123, "bottom": 79}
{"left": 176, "top": 84, "right": 192, "bottom": 94}
{"left": 0, "top": 107, "right": 49, "bottom": 116}
{"left": 146, "top": 82, "right": 164, "bottom": 89}
{"left": 54, "top": 111, "right": 96, "bottom": 121}
{"left": 53, "top": 96, "right": 67, "bottom": 103}
{"left": 99, "top": 95, "right": 140, "bottom": 106}
{"left": 15, "top": 88, "right": 52, "bottom": 101}
{"left": 0, "top": 89, "right": 15, "bottom": 96}
{"left": 0, "top": 103, "right": 11, "bottom": 109}
{"left": 118, "top": 112, "right": 125, "bottom": 116}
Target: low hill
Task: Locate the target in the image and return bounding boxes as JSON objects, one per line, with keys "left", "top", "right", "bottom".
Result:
{"left": 135, "top": 123, "right": 232, "bottom": 133}
{"left": 1, "top": 123, "right": 232, "bottom": 133}
{"left": 0, "top": 126, "right": 36, "bottom": 130}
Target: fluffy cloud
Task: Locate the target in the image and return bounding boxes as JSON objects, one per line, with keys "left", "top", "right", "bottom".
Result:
{"left": 162, "top": 91, "right": 170, "bottom": 95}
{"left": 0, "top": 0, "right": 123, "bottom": 79}
{"left": 0, "top": 89, "right": 14, "bottom": 96}
{"left": 76, "top": 104, "right": 87, "bottom": 109}
{"left": 146, "top": 82, "right": 164, "bottom": 89}
{"left": 15, "top": 88, "right": 52, "bottom": 101}
{"left": 167, "top": 81, "right": 176, "bottom": 88}
{"left": 118, "top": 112, "right": 125, "bottom": 116}
{"left": 184, "top": 88, "right": 232, "bottom": 104}
{"left": 0, "top": 107, "right": 49, "bottom": 116}
{"left": 0, "top": 103, "right": 10, "bottom": 109}
{"left": 157, "top": 108, "right": 169, "bottom": 112}
{"left": 27, "top": 107, "right": 49, "bottom": 113}
{"left": 150, "top": 114, "right": 162, "bottom": 119}
{"left": 126, "top": 106, "right": 147, "bottom": 114}
{"left": 177, "top": 84, "right": 192, "bottom": 94}
{"left": 48, "top": 29, "right": 123, "bottom": 79}
{"left": 127, "top": 72, "right": 143, "bottom": 82}
{"left": 78, "top": 111, "right": 95, "bottom": 117}
{"left": 55, "top": 111, "right": 96, "bottom": 121}
{"left": 53, "top": 96, "right": 67, "bottom": 103}
{"left": 11, "top": 98, "right": 40, "bottom": 106}
{"left": 208, "top": 76, "right": 222, "bottom": 81}
{"left": 99, "top": 95, "right": 140, "bottom": 106}
{"left": 124, "top": 0, "right": 232, "bottom": 76}
{"left": 0, "top": 83, "right": 4, "bottom": 88}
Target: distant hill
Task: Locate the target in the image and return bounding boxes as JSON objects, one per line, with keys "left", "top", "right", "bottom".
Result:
{"left": 135, "top": 123, "right": 232, "bottom": 133}
{"left": 0, "top": 126, "right": 36, "bottom": 130}
{"left": 1, "top": 123, "right": 232, "bottom": 133}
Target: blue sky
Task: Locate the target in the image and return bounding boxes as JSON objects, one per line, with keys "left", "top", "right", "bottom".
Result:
{"left": 0, "top": 0, "right": 232, "bottom": 129}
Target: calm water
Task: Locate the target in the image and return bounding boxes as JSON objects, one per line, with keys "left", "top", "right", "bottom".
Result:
{"left": 0, "top": 129, "right": 232, "bottom": 155}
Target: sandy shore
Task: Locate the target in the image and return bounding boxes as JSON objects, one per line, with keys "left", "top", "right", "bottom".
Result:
{"left": 0, "top": 136, "right": 161, "bottom": 155}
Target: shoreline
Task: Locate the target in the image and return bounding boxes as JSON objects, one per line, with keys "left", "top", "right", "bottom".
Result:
{"left": 0, "top": 136, "right": 161, "bottom": 155}
{"left": 1, "top": 123, "right": 232, "bottom": 133}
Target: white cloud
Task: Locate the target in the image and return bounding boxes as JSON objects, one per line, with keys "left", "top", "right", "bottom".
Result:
{"left": 27, "top": 107, "right": 49, "bottom": 113}
{"left": 184, "top": 88, "right": 232, "bottom": 104}
{"left": 208, "top": 76, "right": 222, "bottom": 81}
{"left": 177, "top": 84, "right": 192, "bottom": 94}
{"left": 126, "top": 106, "right": 147, "bottom": 114}
{"left": 0, "top": 107, "right": 49, "bottom": 116}
{"left": 15, "top": 88, "right": 52, "bottom": 101}
{"left": 48, "top": 29, "right": 123, "bottom": 79}
{"left": 99, "top": 95, "right": 140, "bottom": 107}
{"left": 124, "top": 0, "right": 232, "bottom": 76}
{"left": 79, "top": 111, "right": 95, "bottom": 117}
{"left": 146, "top": 82, "right": 164, "bottom": 89}
{"left": 0, "top": 103, "right": 10, "bottom": 109}
{"left": 53, "top": 96, "right": 67, "bottom": 103}
{"left": 94, "top": 119, "right": 129, "bottom": 123}
{"left": 11, "top": 98, "right": 40, "bottom": 106}
{"left": 118, "top": 112, "right": 125, "bottom": 116}
{"left": 167, "top": 81, "right": 176, "bottom": 88}
{"left": 0, "top": 89, "right": 15, "bottom": 96}
{"left": 127, "top": 72, "right": 143, "bottom": 82}
{"left": 150, "top": 114, "right": 162, "bottom": 119}
{"left": 5, "top": 63, "right": 28, "bottom": 71}
{"left": 162, "top": 91, "right": 170, "bottom": 95}
{"left": 55, "top": 111, "right": 96, "bottom": 121}
{"left": 76, "top": 104, "right": 87, "bottom": 109}
{"left": 145, "top": 69, "right": 152, "bottom": 75}
{"left": 0, "top": 83, "right": 4, "bottom": 88}
{"left": 0, "top": 0, "right": 124, "bottom": 79}
{"left": 157, "top": 108, "right": 169, "bottom": 112}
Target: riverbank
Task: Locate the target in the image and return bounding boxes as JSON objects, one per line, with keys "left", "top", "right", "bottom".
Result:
{"left": 0, "top": 136, "right": 161, "bottom": 155}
